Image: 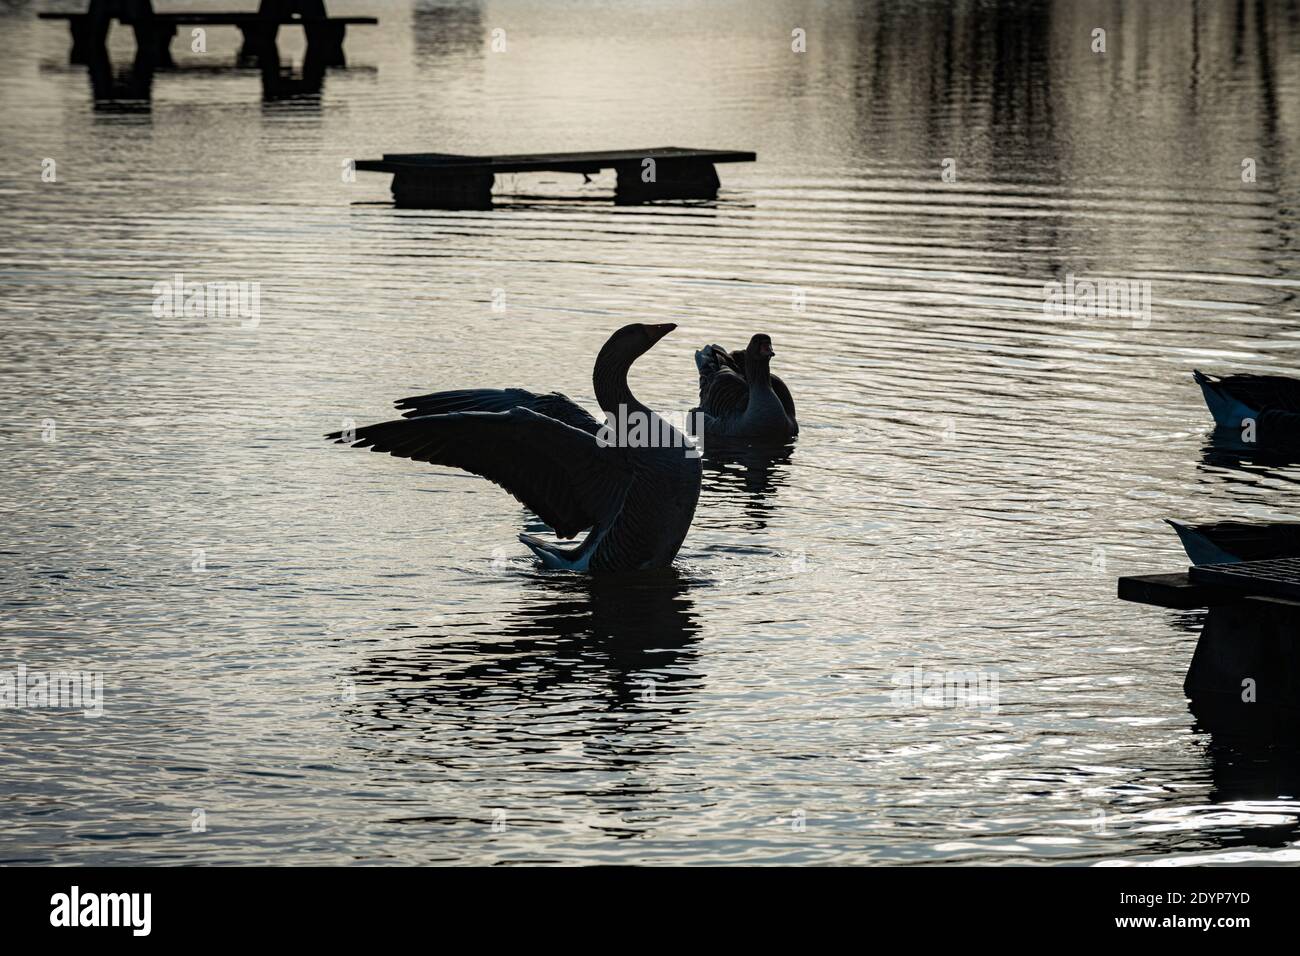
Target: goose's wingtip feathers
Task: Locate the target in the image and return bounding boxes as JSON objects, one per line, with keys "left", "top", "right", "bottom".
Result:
{"left": 519, "top": 532, "right": 591, "bottom": 570}
{"left": 518, "top": 533, "right": 550, "bottom": 565}
{"left": 518, "top": 532, "right": 546, "bottom": 552}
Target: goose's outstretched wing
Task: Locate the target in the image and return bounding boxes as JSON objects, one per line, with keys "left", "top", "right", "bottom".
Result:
{"left": 326, "top": 407, "right": 630, "bottom": 538}
{"left": 695, "top": 344, "right": 748, "bottom": 418}
{"left": 393, "top": 388, "right": 602, "bottom": 435}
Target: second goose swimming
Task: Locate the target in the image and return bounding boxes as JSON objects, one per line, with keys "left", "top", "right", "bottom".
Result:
{"left": 691, "top": 333, "right": 798, "bottom": 441}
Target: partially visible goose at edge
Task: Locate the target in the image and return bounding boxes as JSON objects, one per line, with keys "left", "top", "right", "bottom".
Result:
{"left": 326, "top": 323, "right": 702, "bottom": 572}
{"left": 1194, "top": 369, "right": 1300, "bottom": 445}
{"left": 691, "top": 333, "right": 798, "bottom": 441}
{"left": 1166, "top": 519, "right": 1300, "bottom": 565}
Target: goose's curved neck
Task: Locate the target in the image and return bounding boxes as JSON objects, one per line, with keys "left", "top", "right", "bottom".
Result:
{"left": 747, "top": 355, "right": 773, "bottom": 389}
{"left": 593, "top": 348, "right": 650, "bottom": 417}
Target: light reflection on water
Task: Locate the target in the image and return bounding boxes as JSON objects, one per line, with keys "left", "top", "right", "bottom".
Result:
{"left": 1, "top": 0, "right": 1300, "bottom": 864}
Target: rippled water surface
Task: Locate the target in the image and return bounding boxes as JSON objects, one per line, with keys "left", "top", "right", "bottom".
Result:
{"left": 3, "top": 0, "right": 1300, "bottom": 865}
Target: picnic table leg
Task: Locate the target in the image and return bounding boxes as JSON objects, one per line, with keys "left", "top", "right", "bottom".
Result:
{"left": 613, "top": 158, "right": 721, "bottom": 204}
{"left": 68, "top": 0, "right": 158, "bottom": 64}
{"left": 69, "top": 17, "right": 111, "bottom": 64}
{"left": 88, "top": 45, "right": 155, "bottom": 106}
{"left": 69, "top": 0, "right": 114, "bottom": 66}
{"left": 391, "top": 170, "right": 495, "bottom": 210}
{"left": 1184, "top": 595, "right": 1300, "bottom": 732}
{"left": 238, "top": 23, "right": 281, "bottom": 64}
{"left": 260, "top": 44, "right": 326, "bottom": 101}
{"left": 132, "top": 19, "right": 175, "bottom": 67}
{"left": 304, "top": 21, "right": 347, "bottom": 67}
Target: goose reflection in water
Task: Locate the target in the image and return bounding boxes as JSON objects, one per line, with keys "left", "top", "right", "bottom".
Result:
{"left": 700, "top": 440, "right": 796, "bottom": 531}
{"left": 345, "top": 570, "right": 704, "bottom": 751}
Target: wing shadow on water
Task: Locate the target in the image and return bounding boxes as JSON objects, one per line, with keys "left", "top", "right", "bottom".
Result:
{"left": 346, "top": 570, "right": 704, "bottom": 757}
{"left": 699, "top": 441, "right": 795, "bottom": 532}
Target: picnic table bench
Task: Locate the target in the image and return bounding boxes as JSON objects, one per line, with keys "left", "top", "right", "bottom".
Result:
{"left": 353, "top": 147, "right": 758, "bottom": 209}
{"left": 1119, "top": 560, "right": 1300, "bottom": 726}
{"left": 40, "top": 0, "right": 375, "bottom": 66}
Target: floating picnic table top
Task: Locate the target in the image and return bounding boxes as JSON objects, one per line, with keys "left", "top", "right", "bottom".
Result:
{"left": 1189, "top": 556, "right": 1300, "bottom": 602}
{"left": 1117, "top": 571, "right": 1239, "bottom": 609}
{"left": 356, "top": 148, "right": 757, "bottom": 175}
{"left": 1120, "top": 557, "right": 1300, "bottom": 609}
{"left": 355, "top": 147, "right": 758, "bottom": 209}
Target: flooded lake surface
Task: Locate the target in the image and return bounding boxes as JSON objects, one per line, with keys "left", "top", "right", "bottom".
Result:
{"left": 2, "top": 0, "right": 1300, "bottom": 865}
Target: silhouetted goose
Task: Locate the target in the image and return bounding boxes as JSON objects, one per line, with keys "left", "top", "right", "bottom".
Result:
{"left": 326, "top": 323, "right": 701, "bottom": 572}
{"left": 691, "top": 334, "right": 797, "bottom": 441}
{"left": 1167, "top": 519, "right": 1300, "bottom": 565}
{"left": 1195, "top": 369, "right": 1300, "bottom": 444}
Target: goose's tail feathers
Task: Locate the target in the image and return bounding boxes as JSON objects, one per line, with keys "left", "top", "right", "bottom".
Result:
{"left": 1164, "top": 518, "right": 1239, "bottom": 566}
{"left": 1194, "top": 369, "right": 1257, "bottom": 428}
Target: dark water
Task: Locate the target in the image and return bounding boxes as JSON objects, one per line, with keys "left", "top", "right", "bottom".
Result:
{"left": 2, "top": 0, "right": 1300, "bottom": 864}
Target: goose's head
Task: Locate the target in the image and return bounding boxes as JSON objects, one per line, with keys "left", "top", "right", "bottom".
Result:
{"left": 745, "top": 333, "right": 776, "bottom": 364}
{"left": 625, "top": 322, "right": 677, "bottom": 354}
{"left": 598, "top": 322, "right": 676, "bottom": 367}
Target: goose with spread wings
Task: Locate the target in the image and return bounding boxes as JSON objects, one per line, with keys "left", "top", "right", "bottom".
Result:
{"left": 326, "top": 323, "right": 701, "bottom": 572}
{"left": 691, "top": 333, "right": 798, "bottom": 441}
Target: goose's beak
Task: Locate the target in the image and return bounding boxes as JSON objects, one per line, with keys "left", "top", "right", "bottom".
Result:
{"left": 648, "top": 323, "right": 676, "bottom": 343}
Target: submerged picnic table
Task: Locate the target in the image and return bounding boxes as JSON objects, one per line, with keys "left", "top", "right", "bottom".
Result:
{"left": 39, "top": 0, "right": 376, "bottom": 66}
{"left": 1119, "top": 559, "right": 1300, "bottom": 727}
{"left": 354, "top": 147, "right": 758, "bottom": 209}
